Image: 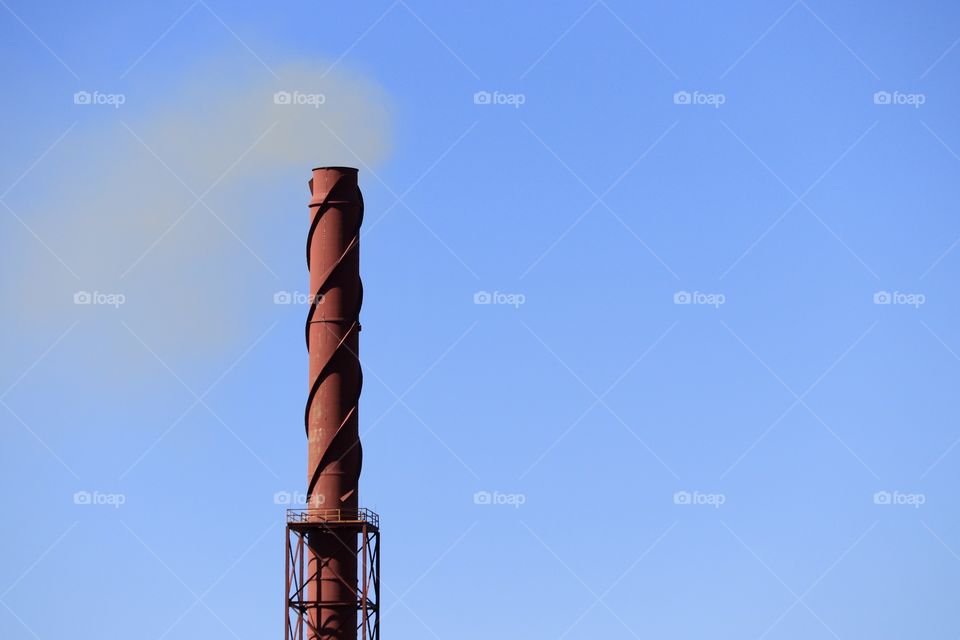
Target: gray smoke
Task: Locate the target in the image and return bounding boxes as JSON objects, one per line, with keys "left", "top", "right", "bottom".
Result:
{"left": 2, "top": 60, "right": 392, "bottom": 380}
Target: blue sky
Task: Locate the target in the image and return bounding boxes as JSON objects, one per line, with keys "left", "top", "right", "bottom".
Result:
{"left": 2, "top": 1, "right": 960, "bottom": 638}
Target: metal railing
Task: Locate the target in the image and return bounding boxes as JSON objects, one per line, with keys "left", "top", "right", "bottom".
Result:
{"left": 287, "top": 507, "right": 380, "bottom": 527}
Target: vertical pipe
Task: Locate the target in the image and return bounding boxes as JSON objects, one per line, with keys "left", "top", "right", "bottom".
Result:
{"left": 361, "top": 526, "right": 368, "bottom": 640}
{"left": 299, "top": 535, "right": 306, "bottom": 640}
{"left": 285, "top": 530, "right": 291, "bottom": 640}
{"left": 305, "top": 167, "right": 364, "bottom": 640}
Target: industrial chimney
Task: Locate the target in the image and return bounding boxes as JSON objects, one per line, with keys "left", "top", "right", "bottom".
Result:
{"left": 286, "top": 167, "right": 380, "bottom": 640}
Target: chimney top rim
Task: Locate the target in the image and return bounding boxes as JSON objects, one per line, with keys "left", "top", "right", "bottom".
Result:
{"left": 312, "top": 166, "right": 359, "bottom": 173}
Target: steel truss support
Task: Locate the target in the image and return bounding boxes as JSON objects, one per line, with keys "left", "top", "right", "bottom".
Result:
{"left": 286, "top": 520, "right": 380, "bottom": 640}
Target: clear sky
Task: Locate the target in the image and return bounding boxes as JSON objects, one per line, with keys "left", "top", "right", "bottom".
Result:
{"left": 2, "top": 1, "right": 960, "bottom": 638}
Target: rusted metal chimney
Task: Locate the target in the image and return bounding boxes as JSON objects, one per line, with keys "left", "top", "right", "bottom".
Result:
{"left": 305, "top": 166, "right": 363, "bottom": 515}
{"left": 286, "top": 167, "right": 380, "bottom": 640}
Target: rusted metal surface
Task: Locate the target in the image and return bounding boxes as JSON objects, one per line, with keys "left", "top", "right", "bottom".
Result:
{"left": 301, "top": 167, "right": 365, "bottom": 640}
{"left": 305, "top": 166, "right": 364, "bottom": 512}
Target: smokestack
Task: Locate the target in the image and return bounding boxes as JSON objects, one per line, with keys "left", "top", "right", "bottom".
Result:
{"left": 305, "top": 166, "right": 364, "bottom": 514}
{"left": 286, "top": 168, "right": 379, "bottom": 640}
{"left": 306, "top": 166, "right": 363, "bottom": 640}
